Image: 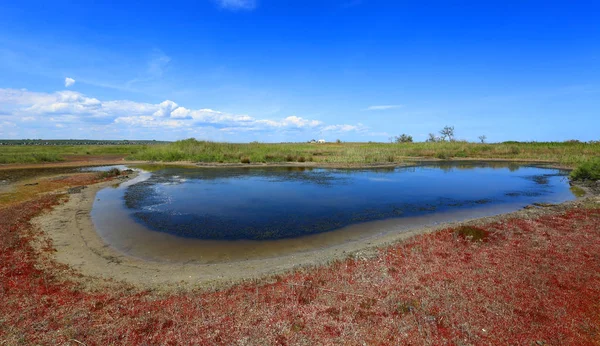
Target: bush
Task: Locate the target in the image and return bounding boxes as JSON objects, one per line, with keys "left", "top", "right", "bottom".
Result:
{"left": 97, "top": 168, "right": 121, "bottom": 179}
{"left": 570, "top": 158, "right": 600, "bottom": 181}
{"left": 436, "top": 152, "right": 450, "bottom": 160}
{"left": 395, "top": 134, "right": 413, "bottom": 143}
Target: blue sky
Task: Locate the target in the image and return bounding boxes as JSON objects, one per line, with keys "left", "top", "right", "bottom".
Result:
{"left": 0, "top": 0, "right": 599, "bottom": 142}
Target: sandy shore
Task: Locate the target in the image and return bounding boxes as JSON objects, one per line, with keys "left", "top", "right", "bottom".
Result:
{"left": 31, "top": 168, "right": 599, "bottom": 291}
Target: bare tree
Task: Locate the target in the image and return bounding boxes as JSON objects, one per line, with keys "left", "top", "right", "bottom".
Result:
{"left": 478, "top": 135, "right": 487, "bottom": 143}
{"left": 426, "top": 133, "right": 438, "bottom": 142}
{"left": 439, "top": 126, "right": 455, "bottom": 142}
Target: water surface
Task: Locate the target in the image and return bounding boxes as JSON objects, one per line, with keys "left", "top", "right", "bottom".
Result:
{"left": 92, "top": 162, "right": 574, "bottom": 262}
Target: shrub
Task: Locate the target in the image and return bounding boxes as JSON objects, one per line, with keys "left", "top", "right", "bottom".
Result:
{"left": 97, "top": 168, "right": 121, "bottom": 179}
{"left": 395, "top": 134, "right": 413, "bottom": 143}
{"left": 240, "top": 157, "right": 251, "bottom": 164}
{"left": 436, "top": 152, "right": 450, "bottom": 160}
{"left": 297, "top": 156, "right": 306, "bottom": 163}
{"left": 570, "top": 158, "right": 600, "bottom": 181}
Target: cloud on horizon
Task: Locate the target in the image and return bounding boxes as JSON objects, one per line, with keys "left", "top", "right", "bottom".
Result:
{"left": 215, "top": 0, "right": 257, "bottom": 11}
{"left": 0, "top": 88, "right": 365, "bottom": 139}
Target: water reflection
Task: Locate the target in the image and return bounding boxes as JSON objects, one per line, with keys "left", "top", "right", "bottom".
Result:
{"left": 115, "top": 162, "right": 574, "bottom": 241}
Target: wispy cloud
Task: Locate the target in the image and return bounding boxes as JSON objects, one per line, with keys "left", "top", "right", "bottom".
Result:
{"left": 215, "top": 0, "right": 257, "bottom": 11}
{"left": 0, "top": 88, "right": 363, "bottom": 137}
{"left": 125, "top": 50, "right": 171, "bottom": 88}
{"left": 365, "top": 105, "right": 403, "bottom": 111}
{"left": 64, "top": 77, "right": 75, "bottom": 87}
{"left": 322, "top": 123, "right": 367, "bottom": 133}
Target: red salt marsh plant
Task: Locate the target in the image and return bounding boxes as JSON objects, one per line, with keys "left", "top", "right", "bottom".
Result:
{"left": 1, "top": 176, "right": 599, "bottom": 345}
{"left": 0, "top": 172, "right": 121, "bottom": 207}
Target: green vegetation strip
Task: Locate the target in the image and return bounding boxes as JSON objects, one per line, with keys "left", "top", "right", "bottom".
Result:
{"left": 128, "top": 139, "right": 600, "bottom": 167}
{"left": 2, "top": 139, "right": 600, "bottom": 167}
{"left": 0, "top": 145, "right": 147, "bottom": 164}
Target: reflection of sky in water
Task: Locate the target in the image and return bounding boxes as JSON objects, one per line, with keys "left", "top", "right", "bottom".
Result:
{"left": 123, "top": 163, "right": 574, "bottom": 241}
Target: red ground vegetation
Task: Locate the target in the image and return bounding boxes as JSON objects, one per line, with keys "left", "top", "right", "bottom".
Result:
{"left": 0, "top": 172, "right": 118, "bottom": 207}
{"left": 1, "top": 183, "right": 599, "bottom": 345}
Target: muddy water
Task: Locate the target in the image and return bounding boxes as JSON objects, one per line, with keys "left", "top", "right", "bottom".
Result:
{"left": 91, "top": 162, "right": 575, "bottom": 263}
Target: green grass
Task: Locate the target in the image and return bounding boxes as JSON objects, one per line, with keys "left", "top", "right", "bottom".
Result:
{"left": 570, "top": 186, "right": 587, "bottom": 198}
{"left": 127, "top": 139, "right": 600, "bottom": 167}
{"left": 3, "top": 140, "right": 599, "bottom": 166}
{"left": 0, "top": 145, "right": 147, "bottom": 164}
{"left": 0, "top": 152, "right": 64, "bottom": 164}
{"left": 570, "top": 158, "right": 600, "bottom": 181}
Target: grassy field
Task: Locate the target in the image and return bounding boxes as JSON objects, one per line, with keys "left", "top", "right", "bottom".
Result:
{"left": 0, "top": 145, "right": 147, "bottom": 164}
{"left": 2, "top": 139, "right": 600, "bottom": 168}
{"left": 129, "top": 139, "right": 600, "bottom": 167}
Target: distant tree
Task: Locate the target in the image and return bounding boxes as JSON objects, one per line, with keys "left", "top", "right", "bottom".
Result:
{"left": 426, "top": 133, "right": 439, "bottom": 143}
{"left": 395, "top": 134, "right": 413, "bottom": 143}
{"left": 439, "top": 126, "right": 455, "bottom": 142}
{"left": 478, "top": 135, "right": 487, "bottom": 143}
{"left": 336, "top": 139, "right": 342, "bottom": 144}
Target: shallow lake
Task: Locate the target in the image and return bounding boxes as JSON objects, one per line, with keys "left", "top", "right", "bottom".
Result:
{"left": 92, "top": 162, "right": 575, "bottom": 263}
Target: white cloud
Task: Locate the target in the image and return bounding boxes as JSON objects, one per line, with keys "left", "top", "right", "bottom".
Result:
{"left": 257, "top": 116, "right": 322, "bottom": 128}
{"left": 365, "top": 105, "right": 403, "bottom": 111}
{"left": 0, "top": 88, "right": 364, "bottom": 137}
{"left": 64, "top": 77, "right": 76, "bottom": 87}
{"left": 322, "top": 123, "right": 367, "bottom": 133}
{"left": 215, "top": 0, "right": 257, "bottom": 11}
